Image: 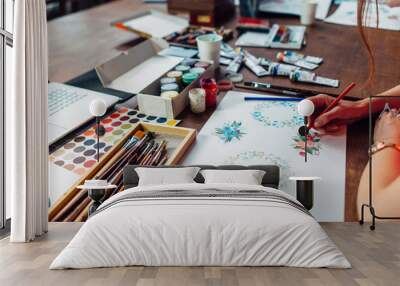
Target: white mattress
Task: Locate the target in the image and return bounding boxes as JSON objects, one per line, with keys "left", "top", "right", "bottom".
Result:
{"left": 50, "top": 183, "right": 350, "bottom": 269}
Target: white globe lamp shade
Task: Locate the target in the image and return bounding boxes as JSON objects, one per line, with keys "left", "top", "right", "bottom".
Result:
{"left": 89, "top": 99, "right": 107, "bottom": 117}
{"left": 297, "top": 99, "right": 315, "bottom": 117}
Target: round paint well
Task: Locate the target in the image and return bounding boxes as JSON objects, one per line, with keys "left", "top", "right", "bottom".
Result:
{"left": 129, "top": 118, "right": 139, "bottom": 124}
{"left": 112, "top": 129, "right": 123, "bottom": 136}
{"left": 157, "top": 117, "right": 167, "bottom": 123}
{"left": 121, "top": 124, "right": 132, "bottom": 130}
{"left": 84, "top": 160, "right": 97, "bottom": 168}
{"left": 73, "top": 156, "right": 86, "bottom": 164}
{"left": 112, "top": 121, "right": 122, "bottom": 127}
{"left": 73, "top": 146, "right": 85, "bottom": 153}
{"left": 74, "top": 136, "right": 85, "bottom": 143}
{"left": 83, "top": 139, "right": 96, "bottom": 146}
{"left": 83, "top": 149, "right": 97, "bottom": 156}
{"left": 64, "top": 142, "right": 75, "bottom": 149}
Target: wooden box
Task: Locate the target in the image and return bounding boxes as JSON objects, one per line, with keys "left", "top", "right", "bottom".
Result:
{"left": 167, "top": 0, "right": 235, "bottom": 27}
{"left": 96, "top": 38, "right": 215, "bottom": 119}
{"left": 48, "top": 122, "right": 196, "bottom": 222}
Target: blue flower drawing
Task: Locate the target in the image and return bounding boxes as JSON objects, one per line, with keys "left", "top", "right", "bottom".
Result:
{"left": 215, "top": 121, "right": 246, "bottom": 143}
{"left": 251, "top": 102, "right": 303, "bottom": 128}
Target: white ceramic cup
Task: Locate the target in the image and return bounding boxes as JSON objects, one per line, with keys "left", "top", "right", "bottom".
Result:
{"left": 301, "top": 0, "right": 318, "bottom": 26}
{"left": 189, "top": 88, "right": 206, "bottom": 114}
{"left": 196, "top": 34, "right": 222, "bottom": 68}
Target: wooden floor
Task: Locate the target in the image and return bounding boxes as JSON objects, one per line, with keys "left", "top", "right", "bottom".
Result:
{"left": 0, "top": 223, "right": 399, "bottom": 286}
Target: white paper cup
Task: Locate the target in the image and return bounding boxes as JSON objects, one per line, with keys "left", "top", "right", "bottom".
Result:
{"left": 301, "top": 0, "right": 318, "bottom": 26}
{"left": 189, "top": 88, "right": 206, "bottom": 113}
{"left": 196, "top": 34, "right": 222, "bottom": 68}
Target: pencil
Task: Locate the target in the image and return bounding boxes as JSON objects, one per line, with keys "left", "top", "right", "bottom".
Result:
{"left": 244, "top": 97, "right": 303, "bottom": 102}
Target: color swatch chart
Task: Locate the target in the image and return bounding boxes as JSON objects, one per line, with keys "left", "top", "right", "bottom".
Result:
{"left": 49, "top": 107, "right": 180, "bottom": 176}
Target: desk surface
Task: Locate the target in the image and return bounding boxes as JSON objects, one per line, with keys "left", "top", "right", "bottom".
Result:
{"left": 47, "top": 0, "right": 400, "bottom": 221}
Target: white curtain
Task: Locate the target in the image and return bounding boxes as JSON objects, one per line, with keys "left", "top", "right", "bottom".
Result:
{"left": 8, "top": 0, "right": 48, "bottom": 242}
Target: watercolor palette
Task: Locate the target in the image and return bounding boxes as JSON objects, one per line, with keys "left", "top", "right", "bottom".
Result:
{"left": 49, "top": 106, "right": 180, "bottom": 176}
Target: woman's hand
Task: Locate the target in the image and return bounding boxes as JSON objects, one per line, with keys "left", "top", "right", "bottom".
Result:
{"left": 307, "top": 94, "right": 368, "bottom": 133}
{"left": 374, "top": 108, "right": 400, "bottom": 143}
{"left": 386, "top": 0, "right": 400, "bottom": 7}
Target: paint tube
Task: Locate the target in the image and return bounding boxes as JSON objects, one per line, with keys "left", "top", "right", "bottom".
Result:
{"left": 220, "top": 43, "right": 237, "bottom": 59}
{"left": 283, "top": 51, "right": 323, "bottom": 65}
{"left": 277, "top": 52, "right": 320, "bottom": 70}
{"left": 267, "top": 62, "right": 299, "bottom": 77}
{"left": 289, "top": 70, "right": 339, "bottom": 88}
{"left": 226, "top": 49, "right": 244, "bottom": 73}
{"left": 244, "top": 51, "right": 269, "bottom": 77}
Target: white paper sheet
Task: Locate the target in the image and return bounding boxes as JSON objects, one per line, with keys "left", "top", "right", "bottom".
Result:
{"left": 259, "top": 0, "right": 333, "bottom": 20}
{"left": 108, "top": 55, "right": 182, "bottom": 94}
{"left": 324, "top": 2, "right": 400, "bottom": 30}
{"left": 183, "top": 91, "right": 347, "bottom": 222}
{"left": 124, "top": 12, "right": 188, "bottom": 38}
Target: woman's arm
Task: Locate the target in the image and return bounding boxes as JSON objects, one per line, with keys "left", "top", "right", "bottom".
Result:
{"left": 357, "top": 109, "right": 400, "bottom": 219}
{"left": 308, "top": 84, "right": 400, "bottom": 132}
{"left": 357, "top": 148, "right": 400, "bottom": 219}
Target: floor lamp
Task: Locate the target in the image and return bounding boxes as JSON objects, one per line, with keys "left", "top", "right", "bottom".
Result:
{"left": 89, "top": 99, "right": 107, "bottom": 162}
{"left": 359, "top": 95, "right": 400, "bottom": 230}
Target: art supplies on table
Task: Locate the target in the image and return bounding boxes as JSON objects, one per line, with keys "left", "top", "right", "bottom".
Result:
{"left": 220, "top": 42, "right": 237, "bottom": 59}
{"left": 324, "top": 1, "right": 400, "bottom": 31}
{"left": 226, "top": 48, "right": 245, "bottom": 73}
{"left": 158, "top": 46, "right": 198, "bottom": 58}
{"left": 244, "top": 96, "right": 303, "bottom": 102}
{"left": 258, "top": 0, "right": 333, "bottom": 20}
{"left": 224, "top": 71, "right": 244, "bottom": 83}
{"left": 236, "top": 81, "right": 358, "bottom": 100}
{"left": 48, "top": 82, "right": 120, "bottom": 144}
{"left": 260, "top": 59, "right": 299, "bottom": 77}
{"left": 182, "top": 91, "right": 347, "bottom": 221}
{"left": 236, "top": 17, "right": 270, "bottom": 34}
{"left": 49, "top": 122, "right": 197, "bottom": 222}
{"left": 289, "top": 70, "right": 339, "bottom": 88}
{"left": 277, "top": 51, "right": 323, "bottom": 70}
{"left": 112, "top": 10, "right": 233, "bottom": 49}
{"left": 189, "top": 88, "right": 206, "bottom": 113}
{"left": 48, "top": 107, "right": 181, "bottom": 207}
{"left": 200, "top": 78, "right": 219, "bottom": 108}
{"left": 244, "top": 51, "right": 269, "bottom": 77}
{"left": 96, "top": 39, "right": 214, "bottom": 119}
{"left": 167, "top": 0, "right": 235, "bottom": 27}
{"left": 235, "top": 24, "right": 306, "bottom": 50}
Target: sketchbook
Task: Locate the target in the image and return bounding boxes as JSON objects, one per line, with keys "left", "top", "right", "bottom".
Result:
{"left": 325, "top": 1, "right": 400, "bottom": 31}
{"left": 259, "top": 0, "right": 333, "bottom": 20}
{"left": 235, "top": 24, "right": 306, "bottom": 50}
{"left": 183, "top": 91, "right": 347, "bottom": 222}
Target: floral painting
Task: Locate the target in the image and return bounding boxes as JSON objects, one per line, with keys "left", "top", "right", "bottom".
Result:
{"left": 292, "top": 130, "right": 322, "bottom": 157}
{"left": 215, "top": 121, "right": 246, "bottom": 143}
{"left": 251, "top": 102, "right": 304, "bottom": 128}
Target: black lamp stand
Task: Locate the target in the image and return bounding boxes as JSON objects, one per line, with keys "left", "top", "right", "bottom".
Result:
{"left": 94, "top": 117, "right": 105, "bottom": 162}
{"left": 359, "top": 95, "right": 400, "bottom": 230}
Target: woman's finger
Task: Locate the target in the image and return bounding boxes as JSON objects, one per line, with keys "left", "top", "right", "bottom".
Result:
{"left": 314, "top": 106, "right": 342, "bottom": 128}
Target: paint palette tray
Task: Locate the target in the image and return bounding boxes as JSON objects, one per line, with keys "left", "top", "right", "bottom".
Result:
{"left": 49, "top": 122, "right": 197, "bottom": 222}
{"left": 49, "top": 106, "right": 180, "bottom": 176}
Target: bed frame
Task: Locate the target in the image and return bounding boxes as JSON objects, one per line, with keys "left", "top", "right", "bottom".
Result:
{"left": 123, "top": 165, "right": 280, "bottom": 189}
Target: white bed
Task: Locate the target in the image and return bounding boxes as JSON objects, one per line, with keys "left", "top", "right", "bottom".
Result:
{"left": 50, "top": 183, "right": 351, "bottom": 269}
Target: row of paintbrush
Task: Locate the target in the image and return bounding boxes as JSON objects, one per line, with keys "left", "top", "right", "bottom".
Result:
{"left": 50, "top": 130, "right": 168, "bottom": 222}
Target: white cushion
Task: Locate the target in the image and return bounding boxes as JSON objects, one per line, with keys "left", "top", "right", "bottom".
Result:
{"left": 200, "top": 169, "right": 266, "bottom": 185}
{"left": 136, "top": 167, "right": 201, "bottom": 186}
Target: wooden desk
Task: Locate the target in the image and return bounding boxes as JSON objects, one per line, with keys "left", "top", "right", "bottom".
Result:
{"left": 47, "top": 0, "right": 400, "bottom": 221}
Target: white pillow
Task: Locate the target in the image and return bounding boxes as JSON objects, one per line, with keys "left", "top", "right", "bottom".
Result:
{"left": 200, "top": 169, "right": 266, "bottom": 185}
{"left": 135, "top": 167, "right": 201, "bottom": 186}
